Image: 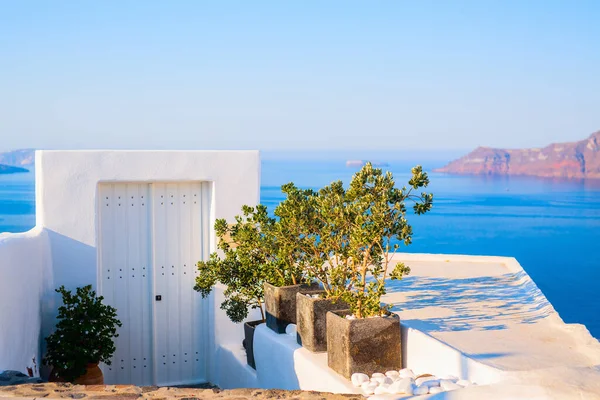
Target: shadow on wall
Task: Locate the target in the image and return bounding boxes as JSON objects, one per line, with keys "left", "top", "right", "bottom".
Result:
{"left": 387, "top": 271, "right": 553, "bottom": 333}
{"left": 39, "top": 230, "right": 96, "bottom": 378}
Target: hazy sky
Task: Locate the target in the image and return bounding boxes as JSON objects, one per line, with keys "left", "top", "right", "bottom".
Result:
{"left": 1, "top": 0, "right": 599, "bottom": 153}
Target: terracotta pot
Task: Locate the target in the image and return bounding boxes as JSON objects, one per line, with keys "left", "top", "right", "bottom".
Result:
{"left": 47, "top": 369, "right": 64, "bottom": 383}
{"left": 74, "top": 363, "right": 104, "bottom": 385}
{"left": 49, "top": 363, "right": 104, "bottom": 384}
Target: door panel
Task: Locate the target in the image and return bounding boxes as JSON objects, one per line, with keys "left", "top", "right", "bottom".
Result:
{"left": 151, "top": 182, "right": 207, "bottom": 386}
{"left": 98, "top": 183, "right": 153, "bottom": 386}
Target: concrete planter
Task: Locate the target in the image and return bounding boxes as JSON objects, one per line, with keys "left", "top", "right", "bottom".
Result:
{"left": 264, "top": 282, "right": 320, "bottom": 334}
{"left": 326, "top": 310, "right": 401, "bottom": 379}
{"left": 242, "top": 320, "right": 263, "bottom": 369}
{"left": 296, "top": 292, "right": 348, "bottom": 352}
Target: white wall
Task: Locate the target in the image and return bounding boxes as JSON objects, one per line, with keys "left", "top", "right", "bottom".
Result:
{"left": 211, "top": 284, "right": 263, "bottom": 389}
{"left": 34, "top": 150, "right": 261, "bottom": 383}
{"left": 0, "top": 228, "right": 52, "bottom": 374}
{"left": 401, "top": 325, "right": 506, "bottom": 385}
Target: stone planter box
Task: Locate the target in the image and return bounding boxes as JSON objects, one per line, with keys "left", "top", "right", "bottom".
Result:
{"left": 242, "top": 320, "right": 263, "bottom": 369}
{"left": 296, "top": 292, "right": 348, "bottom": 352}
{"left": 326, "top": 309, "right": 401, "bottom": 379}
{"left": 264, "top": 282, "right": 320, "bottom": 334}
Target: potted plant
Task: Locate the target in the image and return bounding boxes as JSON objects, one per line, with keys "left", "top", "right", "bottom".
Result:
{"left": 194, "top": 205, "right": 274, "bottom": 369}
{"left": 326, "top": 163, "right": 433, "bottom": 378}
{"left": 263, "top": 183, "right": 323, "bottom": 334}
{"left": 278, "top": 181, "right": 350, "bottom": 352}
{"left": 43, "top": 285, "right": 122, "bottom": 384}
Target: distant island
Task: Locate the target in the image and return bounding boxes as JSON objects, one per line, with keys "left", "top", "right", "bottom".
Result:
{"left": 0, "top": 149, "right": 34, "bottom": 175}
{"left": 0, "top": 148, "right": 35, "bottom": 167}
{"left": 346, "top": 160, "right": 389, "bottom": 168}
{"left": 435, "top": 130, "right": 600, "bottom": 180}
{"left": 0, "top": 163, "right": 29, "bottom": 174}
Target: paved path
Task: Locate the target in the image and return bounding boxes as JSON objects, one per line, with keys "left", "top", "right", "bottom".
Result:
{"left": 0, "top": 383, "right": 363, "bottom": 400}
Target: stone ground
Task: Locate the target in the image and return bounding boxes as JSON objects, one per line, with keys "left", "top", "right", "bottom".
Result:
{"left": 0, "top": 383, "right": 364, "bottom": 400}
{"left": 0, "top": 370, "right": 363, "bottom": 400}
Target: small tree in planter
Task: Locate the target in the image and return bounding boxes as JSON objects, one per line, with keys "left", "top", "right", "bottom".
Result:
{"left": 326, "top": 163, "right": 433, "bottom": 378}
{"left": 278, "top": 181, "right": 352, "bottom": 352}
{"left": 261, "top": 184, "right": 325, "bottom": 335}
{"left": 194, "top": 204, "right": 278, "bottom": 368}
{"left": 43, "top": 285, "right": 122, "bottom": 383}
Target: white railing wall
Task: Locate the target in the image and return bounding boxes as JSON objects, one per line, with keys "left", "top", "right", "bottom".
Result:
{"left": 0, "top": 228, "right": 52, "bottom": 374}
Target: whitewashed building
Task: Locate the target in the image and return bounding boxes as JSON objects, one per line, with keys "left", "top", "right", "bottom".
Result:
{"left": 1, "top": 150, "right": 260, "bottom": 386}
{"left": 2, "top": 150, "right": 600, "bottom": 399}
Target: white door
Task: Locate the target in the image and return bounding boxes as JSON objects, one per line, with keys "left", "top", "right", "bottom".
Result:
{"left": 98, "top": 182, "right": 210, "bottom": 386}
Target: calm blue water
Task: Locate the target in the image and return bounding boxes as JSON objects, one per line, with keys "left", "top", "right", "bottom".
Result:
{"left": 1, "top": 162, "right": 599, "bottom": 338}
{"left": 0, "top": 171, "right": 36, "bottom": 233}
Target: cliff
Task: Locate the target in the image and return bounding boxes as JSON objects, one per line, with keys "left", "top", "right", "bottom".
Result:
{"left": 0, "top": 149, "right": 35, "bottom": 167}
{"left": 435, "top": 131, "right": 600, "bottom": 179}
{"left": 0, "top": 164, "right": 28, "bottom": 174}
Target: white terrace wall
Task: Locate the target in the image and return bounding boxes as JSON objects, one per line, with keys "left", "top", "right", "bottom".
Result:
{"left": 0, "top": 228, "right": 52, "bottom": 373}
{"left": 34, "top": 150, "right": 261, "bottom": 383}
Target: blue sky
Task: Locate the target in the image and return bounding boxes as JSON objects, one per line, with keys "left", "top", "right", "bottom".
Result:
{"left": 1, "top": 0, "right": 599, "bottom": 154}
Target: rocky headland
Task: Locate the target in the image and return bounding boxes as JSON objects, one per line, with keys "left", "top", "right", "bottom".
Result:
{"left": 0, "top": 149, "right": 35, "bottom": 167}
{"left": 435, "top": 131, "right": 600, "bottom": 179}
{"left": 0, "top": 148, "right": 34, "bottom": 174}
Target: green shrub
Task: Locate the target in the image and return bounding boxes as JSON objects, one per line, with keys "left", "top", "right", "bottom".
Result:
{"left": 43, "top": 285, "right": 122, "bottom": 382}
{"left": 194, "top": 205, "right": 305, "bottom": 323}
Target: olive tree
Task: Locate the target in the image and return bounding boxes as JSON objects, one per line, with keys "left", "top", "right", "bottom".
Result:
{"left": 339, "top": 163, "right": 433, "bottom": 318}
{"left": 274, "top": 181, "right": 349, "bottom": 299}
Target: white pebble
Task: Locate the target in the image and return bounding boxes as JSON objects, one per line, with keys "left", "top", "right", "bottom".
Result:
{"left": 372, "top": 372, "right": 386, "bottom": 379}
{"left": 361, "top": 381, "right": 378, "bottom": 395}
{"left": 285, "top": 324, "right": 297, "bottom": 336}
{"left": 374, "top": 385, "right": 389, "bottom": 395}
{"left": 373, "top": 376, "right": 393, "bottom": 385}
{"left": 420, "top": 379, "right": 440, "bottom": 387}
{"left": 385, "top": 370, "right": 400, "bottom": 378}
{"left": 456, "top": 379, "right": 471, "bottom": 387}
{"left": 440, "top": 380, "right": 461, "bottom": 391}
{"left": 387, "top": 378, "right": 415, "bottom": 395}
{"left": 386, "top": 380, "right": 401, "bottom": 394}
{"left": 428, "top": 386, "right": 444, "bottom": 394}
{"left": 351, "top": 373, "right": 369, "bottom": 387}
{"left": 399, "top": 368, "right": 416, "bottom": 379}
{"left": 415, "top": 376, "right": 439, "bottom": 387}
{"left": 413, "top": 386, "right": 429, "bottom": 395}
{"left": 345, "top": 314, "right": 356, "bottom": 320}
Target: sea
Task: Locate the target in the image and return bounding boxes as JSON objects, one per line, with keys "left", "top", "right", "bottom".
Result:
{"left": 1, "top": 160, "right": 599, "bottom": 339}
